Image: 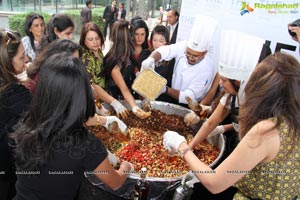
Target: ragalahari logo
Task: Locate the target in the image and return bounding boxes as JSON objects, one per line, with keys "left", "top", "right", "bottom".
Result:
{"left": 240, "top": 2, "right": 254, "bottom": 15}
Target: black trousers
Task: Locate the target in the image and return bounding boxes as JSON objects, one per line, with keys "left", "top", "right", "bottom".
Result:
{"left": 103, "top": 20, "right": 114, "bottom": 39}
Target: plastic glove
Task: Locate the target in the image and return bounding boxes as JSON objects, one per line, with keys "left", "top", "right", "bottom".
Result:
{"left": 141, "top": 99, "right": 152, "bottom": 112}
{"left": 140, "top": 57, "right": 155, "bottom": 72}
{"left": 185, "top": 96, "right": 212, "bottom": 118}
{"left": 103, "top": 116, "right": 128, "bottom": 133}
{"left": 186, "top": 96, "right": 201, "bottom": 111}
{"left": 163, "top": 131, "right": 186, "bottom": 155}
{"left": 200, "top": 104, "right": 212, "bottom": 115}
{"left": 158, "top": 85, "right": 167, "bottom": 97}
{"left": 184, "top": 112, "right": 201, "bottom": 126}
{"left": 183, "top": 171, "right": 200, "bottom": 188}
{"left": 107, "top": 149, "right": 119, "bottom": 167}
{"left": 110, "top": 100, "right": 129, "bottom": 119}
{"left": 132, "top": 105, "right": 151, "bottom": 119}
{"left": 95, "top": 104, "right": 111, "bottom": 116}
{"left": 207, "top": 125, "right": 225, "bottom": 139}
{"left": 120, "top": 161, "right": 134, "bottom": 174}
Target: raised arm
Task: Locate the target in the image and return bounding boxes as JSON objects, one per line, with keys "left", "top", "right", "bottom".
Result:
{"left": 178, "top": 119, "right": 279, "bottom": 194}
{"left": 189, "top": 101, "right": 230, "bottom": 149}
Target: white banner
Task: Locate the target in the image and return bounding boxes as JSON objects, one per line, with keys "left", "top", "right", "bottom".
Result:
{"left": 178, "top": 0, "right": 300, "bottom": 67}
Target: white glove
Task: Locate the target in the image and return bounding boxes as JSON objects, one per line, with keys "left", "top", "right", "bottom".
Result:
{"left": 185, "top": 96, "right": 212, "bottom": 116}
{"left": 183, "top": 171, "right": 200, "bottom": 188}
{"left": 158, "top": 85, "right": 167, "bottom": 96}
{"left": 184, "top": 112, "right": 201, "bottom": 126}
{"left": 103, "top": 116, "right": 127, "bottom": 132}
{"left": 132, "top": 105, "right": 151, "bottom": 119}
{"left": 200, "top": 105, "right": 212, "bottom": 115}
{"left": 163, "top": 131, "right": 186, "bottom": 155}
{"left": 207, "top": 125, "right": 225, "bottom": 139}
{"left": 141, "top": 99, "right": 152, "bottom": 112}
{"left": 95, "top": 105, "right": 111, "bottom": 116}
{"left": 107, "top": 149, "right": 119, "bottom": 167}
{"left": 140, "top": 57, "right": 155, "bottom": 72}
{"left": 110, "top": 100, "right": 129, "bottom": 118}
{"left": 186, "top": 96, "right": 201, "bottom": 111}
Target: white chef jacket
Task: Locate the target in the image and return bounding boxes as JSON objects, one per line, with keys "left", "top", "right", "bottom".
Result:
{"left": 156, "top": 41, "right": 216, "bottom": 104}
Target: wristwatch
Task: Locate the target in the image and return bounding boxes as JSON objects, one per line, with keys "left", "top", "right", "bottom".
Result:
{"left": 179, "top": 146, "right": 192, "bottom": 159}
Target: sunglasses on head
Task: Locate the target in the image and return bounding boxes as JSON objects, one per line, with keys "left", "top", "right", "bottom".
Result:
{"left": 2, "top": 28, "right": 20, "bottom": 45}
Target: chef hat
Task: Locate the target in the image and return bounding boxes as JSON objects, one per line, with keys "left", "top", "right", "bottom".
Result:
{"left": 187, "top": 15, "right": 218, "bottom": 52}
{"left": 219, "top": 30, "right": 265, "bottom": 81}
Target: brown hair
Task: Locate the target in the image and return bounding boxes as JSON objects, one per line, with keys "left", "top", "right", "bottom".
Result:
{"left": 79, "top": 22, "right": 104, "bottom": 51}
{"left": 150, "top": 24, "right": 169, "bottom": 51}
{"left": 104, "top": 19, "right": 137, "bottom": 76}
{"left": 239, "top": 52, "right": 300, "bottom": 138}
{"left": 0, "top": 29, "right": 22, "bottom": 88}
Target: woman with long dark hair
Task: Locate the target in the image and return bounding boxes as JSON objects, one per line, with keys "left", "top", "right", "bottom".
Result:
{"left": 22, "top": 13, "right": 46, "bottom": 61}
{"left": 149, "top": 25, "right": 170, "bottom": 81}
{"left": 39, "top": 13, "right": 74, "bottom": 50}
{"left": 47, "top": 13, "right": 74, "bottom": 42}
{"left": 14, "top": 53, "right": 133, "bottom": 199}
{"left": 0, "top": 29, "right": 31, "bottom": 200}
{"left": 130, "top": 19, "right": 151, "bottom": 70}
{"left": 104, "top": 19, "right": 150, "bottom": 119}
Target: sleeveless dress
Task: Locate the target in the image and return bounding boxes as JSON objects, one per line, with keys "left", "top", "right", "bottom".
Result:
{"left": 234, "top": 118, "right": 300, "bottom": 200}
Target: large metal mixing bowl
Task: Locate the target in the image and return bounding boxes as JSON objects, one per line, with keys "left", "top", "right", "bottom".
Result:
{"left": 85, "top": 101, "right": 226, "bottom": 199}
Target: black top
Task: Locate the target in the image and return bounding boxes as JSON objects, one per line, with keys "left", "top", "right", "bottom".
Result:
{"left": 115, "top": 8, "right": 126, "bottom": 20}
{"left": 138, "top": 49, "right": 152, "bottom": 71}
{"left": 0, "top": 83, "right": 32, "bottom": 180}
{"left": 15, "top": 134, "right": 108, "bottom": 200}
{"left": 106, "top": 60, "right": 138, "bottom": 100}
{"left": 103, "top": 4, "right": 116, "bottom": 22}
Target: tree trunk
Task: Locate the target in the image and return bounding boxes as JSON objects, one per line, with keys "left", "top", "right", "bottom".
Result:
{"left": 135, "top": 0, "right": 149, "bottom": 20}
{"left": 125, "top": 0, "right": 131, "bottom": 19}
{"left": 151, "top": 0, "right": 156, "bottom": 18}
{"left": 132, "top": 0, "right": 137, "bottom": 17}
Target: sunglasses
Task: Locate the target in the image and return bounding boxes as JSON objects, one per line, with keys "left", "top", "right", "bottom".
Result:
{"left": 2, "top": 28, "right": 20, "bottom": 45}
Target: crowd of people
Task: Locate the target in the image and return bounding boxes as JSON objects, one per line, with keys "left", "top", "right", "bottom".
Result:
{"left": 0, "top": 0, "right": 300, "bottom": 199}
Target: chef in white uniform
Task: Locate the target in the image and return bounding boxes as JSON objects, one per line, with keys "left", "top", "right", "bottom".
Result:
{"left": 141, "top": 15, "right": 218, "bottom": 104}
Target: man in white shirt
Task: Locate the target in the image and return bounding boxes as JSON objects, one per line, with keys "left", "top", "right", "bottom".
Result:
{"left": 141, "top": 15, "right": 218, "bottom": 105}
{"left": 116, "top": 2, "right": 126, "bottom": 20}
{"left": 167, "top": 9, "right": 179, "bottom": 44}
